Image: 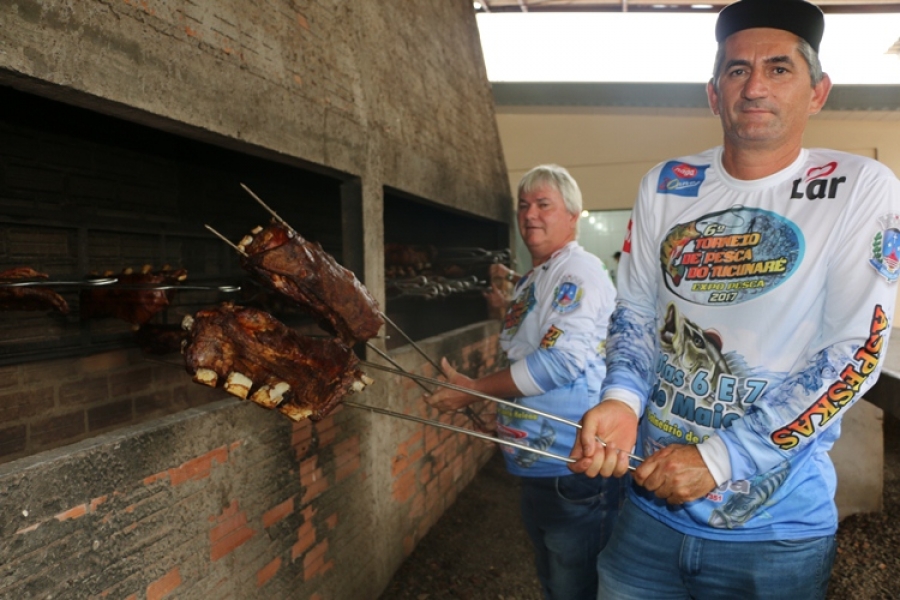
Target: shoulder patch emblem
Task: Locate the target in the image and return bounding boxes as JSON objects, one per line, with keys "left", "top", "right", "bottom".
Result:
{"left": 870, "top": 214, "right": 900, "bottom": 284}
{"left": 551, "top": 280, "right": 583, "bottom": 314}
{"left": 540, "top": 325, "right": 564, "bottom": 349}
{"left": 657, "top": 161, "right": 710, "bottom": 198}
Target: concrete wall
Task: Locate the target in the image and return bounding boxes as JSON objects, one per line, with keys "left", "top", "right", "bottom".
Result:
{"left": 0, "top": 1, "right": 512, "bottom": 598}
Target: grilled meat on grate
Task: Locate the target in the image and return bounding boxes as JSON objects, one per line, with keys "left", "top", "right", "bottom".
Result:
{"left": 237, "top": 221, "right": 383, "bottom": 345}
{"left": 182, "top": 303, "right": 372, "bottom": 421}
{"left": 0, "top": 267, "right": 70, "bottom": 315}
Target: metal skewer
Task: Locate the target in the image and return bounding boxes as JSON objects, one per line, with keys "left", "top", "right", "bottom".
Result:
{"left": 344, "top": 400, "right": 575, "bottom": 464}
{"left": 362, "top": 360, "right": 578, "bottom": 427}
{"left": 378, "top": 312, "right": 448, "bottom": 376}
{"left": 359, "top": 359, "right": 642, "bottom": 467}
{"left": 366, "top": 341, "right": 433, "bottom": 395}
{"left": 364, "top": 341, "right": 490, "bottom": 430}
{"left": 85, "top": 284, "right": 241, "bottom": 292}
{"left": 0, "top": 277, "right": 118, "bottom": 288}
{"left": 240, "top": 183, "right": 297, "bottom": 235}
{"left": 205, "top": 225, "right": 248, "bottom": 257}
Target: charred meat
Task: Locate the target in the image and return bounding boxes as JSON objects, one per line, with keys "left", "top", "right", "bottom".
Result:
{"left": 182, "top": 303, "right": 373, "bottom": 421}
{"left": 0, "top": 267, "right": 70, "bottom": 314}
{"left": 237, "top": 221, "right": 383, "bottom": 344}
{"left": 80, "top": 265, "right": 187, "bottom": 325}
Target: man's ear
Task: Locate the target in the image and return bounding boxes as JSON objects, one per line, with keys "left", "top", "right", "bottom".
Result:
{"left": 707, "top": 79, "right": 720, "bottom": 116}
{"left": 809, "top": 73, "right": 832, "bottom": 116}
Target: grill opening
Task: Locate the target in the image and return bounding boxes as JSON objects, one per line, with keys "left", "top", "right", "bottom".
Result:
{"left": 0, "top": 84, "right": 368, "bottom": 462}
{"left": 0, "top": 85, "right": 351, "bottom": 366}
{"left": 383, "top": 189, "right": 509, "bottom": 349}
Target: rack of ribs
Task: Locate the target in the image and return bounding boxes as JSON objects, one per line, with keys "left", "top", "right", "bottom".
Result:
{"left": 237, "top": 221, "right": 384, "bottom": 344}
{"left": 182, "top": 302, "right": 373, "bottom": 421}
{"left": 0, "top": 267, "right": 70, "bottom": 314}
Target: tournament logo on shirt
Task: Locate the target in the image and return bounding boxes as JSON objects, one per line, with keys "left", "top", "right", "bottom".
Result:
{"left": 869, "top": 213, "right": 900, "bottom": 284}
{"left": 657, "top": 161, "right": 710, "bottom": 198}
{"left": 502, "top": 282, "right": 536, "bottom": 336}
{"left": 660, "top": 206, "right": 804, "bottom": 305}
{"left": 551, "top": 280, "right": 583, "bottom": 314}
{"left": 539, "top": 325, "right": 564, "bottom": 349}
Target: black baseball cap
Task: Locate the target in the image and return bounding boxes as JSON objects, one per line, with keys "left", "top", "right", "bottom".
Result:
{"left": 715, "top": 0, "right": 825, "bottom": 53}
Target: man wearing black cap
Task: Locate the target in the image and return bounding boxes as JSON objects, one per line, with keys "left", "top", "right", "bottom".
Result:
{"left": 569, "top": 0, "right": 900, "bottom": 598}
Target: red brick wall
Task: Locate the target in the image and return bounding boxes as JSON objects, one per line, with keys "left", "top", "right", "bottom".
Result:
{"left": 0, "top": 324, "right": 504, "bottom": 599}
{"left": 0, "top": 349, "right": 221, "bottom": 464}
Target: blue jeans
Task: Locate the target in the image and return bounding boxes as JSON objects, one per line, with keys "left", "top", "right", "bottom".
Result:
{"left": 596, "top": 498, "right": 837, "bottom": 600}
{"left": 519, "top": 472, "right": 626, "bottom": 600}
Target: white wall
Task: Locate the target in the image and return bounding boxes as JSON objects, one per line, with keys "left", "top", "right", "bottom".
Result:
{"left": 497, "top": 107, "right": 900, "bottom": 211}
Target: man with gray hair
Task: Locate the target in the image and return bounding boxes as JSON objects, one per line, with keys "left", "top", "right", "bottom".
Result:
{"left": 570, "top": 1, "right": 900, "bottom": 598}
{"left": 429, "top": 164, "right": 621, "bottom": 600}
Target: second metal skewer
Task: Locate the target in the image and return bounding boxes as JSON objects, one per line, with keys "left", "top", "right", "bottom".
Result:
{"left": 360, "top": 360, "right": 642, "bottom": 467}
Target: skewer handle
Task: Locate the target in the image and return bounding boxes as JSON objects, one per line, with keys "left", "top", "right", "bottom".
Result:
{"left": 360, "top": 359, "right": 578, "bottom": 428}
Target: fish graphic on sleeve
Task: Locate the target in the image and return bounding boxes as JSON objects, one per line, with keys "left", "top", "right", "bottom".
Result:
{"left": 708, "top": 462, "right": 791, "bottom": 529}
{"left": 660, "top": 303, "right": 733, "bottom": 400}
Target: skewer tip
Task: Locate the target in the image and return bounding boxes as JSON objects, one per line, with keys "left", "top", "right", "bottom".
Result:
{"left": 238, "top": 184, "right": 297, "bottom": 235}
{"left": 204, "top": 224, "right": 248, "bottom": 257}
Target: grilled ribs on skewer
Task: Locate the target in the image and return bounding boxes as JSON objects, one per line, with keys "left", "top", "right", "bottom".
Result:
{"left": 80, "top": 265, "right": 187, "bottom": 325}
{"left": 0, "top": 267, "right": 70, "bottom": 314}
{"left": 182, "top": 303, "right": 373, "bottom": 421}
{"left": 237, "top": 221, "right": 384, "bottom": 345}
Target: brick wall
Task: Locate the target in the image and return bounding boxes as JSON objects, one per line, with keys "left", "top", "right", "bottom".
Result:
{"left": 0, "top": 323, "right": 502, "bottom": 599}
{"left": 0, "top": 349, "right": 220, "bottom": 464}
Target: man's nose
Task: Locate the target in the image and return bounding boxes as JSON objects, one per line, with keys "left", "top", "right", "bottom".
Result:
{"left": 742, "top": 70, "right": 768, "bottom": 99}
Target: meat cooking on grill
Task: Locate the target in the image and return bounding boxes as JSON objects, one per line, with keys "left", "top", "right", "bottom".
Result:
{"left": 182, "top": 303, "right": 373, "bottom": 421}
{"left": 80, "top": 265, "right": 187, "bottom": 325}
{"left": 237, "top": 221, "right": 383, "bottom": 344}
{"left": 385, "top": 243, "right": 436, "bottom": 278}
{"left": 0, "top": 267, "right": 70, "bottom": 314}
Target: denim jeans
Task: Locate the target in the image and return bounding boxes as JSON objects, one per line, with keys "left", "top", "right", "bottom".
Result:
{"left": 519, "top": 472, "right": 626, "bottom": 600}
{"left": 596, "top": 497, "right": 837, "bottom": 600}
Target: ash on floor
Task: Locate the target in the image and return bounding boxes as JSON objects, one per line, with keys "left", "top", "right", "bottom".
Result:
{"left": 382, "top": 413, "right": 900, "bottom": 600}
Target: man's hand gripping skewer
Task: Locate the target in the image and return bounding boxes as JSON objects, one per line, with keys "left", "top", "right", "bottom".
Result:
{"left": 569, "top": 400, "right": 718, "bottom": 505}
{"left": 569, "top": 400, "right": 640, "bottom": 478}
